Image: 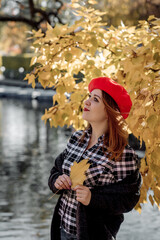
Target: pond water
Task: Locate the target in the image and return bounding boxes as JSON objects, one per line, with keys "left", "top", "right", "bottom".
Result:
{"left": 0, "top": 98, "right": 160, "bottom": 240}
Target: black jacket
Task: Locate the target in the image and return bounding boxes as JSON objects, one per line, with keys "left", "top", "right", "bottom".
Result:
{"left": 48, "top": 151, "right": 141, "bottom": 240}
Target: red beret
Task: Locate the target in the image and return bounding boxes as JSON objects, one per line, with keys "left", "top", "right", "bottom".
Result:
{"left": 88, "top": 77, "right": 132, "bottom": 119}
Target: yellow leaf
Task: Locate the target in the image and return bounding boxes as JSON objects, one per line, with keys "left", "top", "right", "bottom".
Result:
{"left": 70, "top": 159, "right": 90, "bottom": 188}
{"left": 70, "top": 47, "right": 82, "bottom": 58}
{"left": 132, "top": 56, "right": 144, "bottom": 65}
{"left": 70, "top": 92, "right": 83, "bottom": 102}
{"left": 90, "top": 37, "right": 98, "bottom": 48}
{"left": 32, "top": 80, "right": 35, "bottom": 89}
{"left": 26, "top": 74, "right": 35, "bottom": 88}
{"left": 153, "top": 186, "right": 160, "bottom": 204}
{"left": 149, "top": 194, "right": 154, "bottom": 206}
{"left": 151, "top": 147, "right": 160, "bottom": 164}
{"left": 92, "top": 68, "right": 102, "bottom": 77}
{"left": 150, "top": 162, "right": 160, "bottom": 180}
{"left": 135, "top": 205, "right": 142, "bottom": 214}
{"left": 88, "top": 0, "right": 98, "bottom": 5}
{"left": 32, "top": 29, "right": 44, "bottom": 38}
{"left": 56, "top": 85, "right": 66, "bottom": 94}
{"left": 147, "top": 115, "right": 158, "bottom": 129}
{"left": 148, "top": 15, "right": 156, "bottom": 21}
{"left": 89, "top": 46, "right": 97, "bottom": 56}
{"left": 38, "top": 71, "right": 51, "bottom": 80}
{"left": 30, "top": 56, "right": 37, "bottom": 66}
{"left": 71, "top": 3, "right": 80, "bottom": 8}
{"left": 86, "top": 60, "right": 95, "bottom": 67}
{"left": 57, "top": 93, "right": 66, "bottom": 105}
{"left": 94, "top": 10, "right": 106, "bottom": 16}
{"left": 28, "top": 74, "right": 35, "bottom": 85}
{"left": 140, "top": 158, "right": 148, "bottom": 175}
{"left": 64, "top": 52, "right": 72, "bottom": 61}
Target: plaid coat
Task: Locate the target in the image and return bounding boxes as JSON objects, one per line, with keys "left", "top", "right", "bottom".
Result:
{"left": 48, "top": 150, "right": 141, "bottom": 240}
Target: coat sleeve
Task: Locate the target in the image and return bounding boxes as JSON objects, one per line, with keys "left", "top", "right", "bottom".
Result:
{"left": 48, "top": 150, "right": 66, "bottom": 194}
{"left": 88, "top": 170, "right": 142, "bottom": 215}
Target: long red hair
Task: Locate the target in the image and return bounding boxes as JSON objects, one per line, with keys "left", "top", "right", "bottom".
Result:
{"left": 80, "top": 91, "right": 128, "bottom": 161}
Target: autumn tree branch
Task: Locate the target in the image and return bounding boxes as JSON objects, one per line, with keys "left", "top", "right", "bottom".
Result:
{"left": 0, "top": 15, "right": 39, "bottom": 29}
{"left": 28, "top": 0, "right": 34, "bottom": 18}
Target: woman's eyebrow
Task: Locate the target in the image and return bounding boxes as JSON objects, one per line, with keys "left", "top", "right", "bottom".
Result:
{"left": 92, "top": 94, "right": 101, "bottom": 100}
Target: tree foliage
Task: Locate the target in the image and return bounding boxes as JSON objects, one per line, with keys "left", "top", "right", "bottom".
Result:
{"left": 0, "top": 22, "right": 31, "bottom": 54}
{"left": 96, "top": 0, "right": 160, "bottom": 27}
{"left": 1, "top": 0, "right": 160, "bottom": 29}
{"left": 25, "top": 0, "right": 160, "bottom": 210}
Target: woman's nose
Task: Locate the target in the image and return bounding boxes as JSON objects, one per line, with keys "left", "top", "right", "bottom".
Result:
{"left": 85, "top": 98, "right": 91, "bottom": 106}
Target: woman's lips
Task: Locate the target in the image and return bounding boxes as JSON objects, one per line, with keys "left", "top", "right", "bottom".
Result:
{"left": 83, "top": 108, "right": 90, "bottom": 111}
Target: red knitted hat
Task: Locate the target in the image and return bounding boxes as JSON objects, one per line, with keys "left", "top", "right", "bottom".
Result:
{"left": 88, "top": 77, "right": 132, "bottom": 119}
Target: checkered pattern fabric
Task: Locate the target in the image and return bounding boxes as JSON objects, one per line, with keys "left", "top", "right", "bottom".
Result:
{"left": 58, "top": 128, "right": 139, "bottom": 236}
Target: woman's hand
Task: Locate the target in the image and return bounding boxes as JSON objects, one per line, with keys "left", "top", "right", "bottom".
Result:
{"left": 74, "top": 185, "right": 91, "bottom": 206}
{"left": 54, "top": 174, "right": 72, "bottom": 190}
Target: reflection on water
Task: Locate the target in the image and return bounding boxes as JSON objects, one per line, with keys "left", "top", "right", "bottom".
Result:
{"left": 0, "top": 99, "right": 70, "bottom": 239}
{"left": 0, "top": 99, "right": 160, "bottom": 240}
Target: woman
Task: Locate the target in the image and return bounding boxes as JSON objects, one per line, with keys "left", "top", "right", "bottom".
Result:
{"left": 48, "top": 77, "right": 141, "bottom": 240}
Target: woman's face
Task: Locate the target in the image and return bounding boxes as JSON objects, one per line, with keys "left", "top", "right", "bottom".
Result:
{"left": 82, "top": 89, "right": 108, "bottom": 124}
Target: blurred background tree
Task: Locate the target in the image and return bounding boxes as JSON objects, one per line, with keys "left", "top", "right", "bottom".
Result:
{"left": 0, "top": 0, "right": 68, "bottom": 55}
{"left": 1, "top": 0, "right": 160, "bottom": 29}
{"left": 0, "top": 0, "right": 65, "bottom": 30}
{"left": 0, "top": 0, "right": 160, "bottom": 55}
{"left": 96, "top": 0, "right": 160, "bottom": 26}
{"left": 0, "top": 22, "right": 31, "bottom": 55}
{"left": 0, "top": 0, "right": 75, "bottom": 76}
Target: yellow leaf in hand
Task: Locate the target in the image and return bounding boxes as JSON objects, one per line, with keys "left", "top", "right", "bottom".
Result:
{"left": 70, "top": 159, "right": 90, "bottom": 189}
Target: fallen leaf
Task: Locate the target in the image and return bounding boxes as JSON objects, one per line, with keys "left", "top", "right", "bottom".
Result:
{"left": 70, "top": 159, "right": 90, "bottom": 188}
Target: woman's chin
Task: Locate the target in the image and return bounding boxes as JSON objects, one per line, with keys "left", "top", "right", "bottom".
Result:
{"left": 82, "top": 117, "right": 91, "bottom": 124}
{"left": 82, "top": 113, "right": 88, "bottom": 121}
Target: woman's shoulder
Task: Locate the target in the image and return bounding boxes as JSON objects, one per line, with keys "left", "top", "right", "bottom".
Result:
{"left": 123, "top": 145, "right": 138, "bottom": 156}
{"left": 121, "top": 145, "right": 140, "bottom": 167}
{"left": 113, "top": 145, "right": 140, "bottom": 181}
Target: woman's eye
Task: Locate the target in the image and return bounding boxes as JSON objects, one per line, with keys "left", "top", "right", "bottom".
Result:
{"left": 88, "top": 94, "right": 98, "bottom": 102}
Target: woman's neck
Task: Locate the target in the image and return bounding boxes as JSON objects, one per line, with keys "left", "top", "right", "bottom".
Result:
{"left": 90, "top": 123, "right": 108, "bottom": 142}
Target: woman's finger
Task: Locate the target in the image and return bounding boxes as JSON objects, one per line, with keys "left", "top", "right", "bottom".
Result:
{"left": 55, "top": 177, "right": 64, "bottom": 189}
{"left": 59, "top": 178, "right": 67, "bottom": 189}
{"left": 60, "top": 175, "right": 71, "bottom": 189}
{"left": 55, "top": 181, "right": 63, "bottom": 190}
{"left": 55, "top": 174, "right": 71, "bottom": 190}
{"left": 74, "top": 185, "right": 91, "bottom": 205}
{"left": 73, "top": 184, "right": 85, "bottom": 191}
{"left": 76, "top": 189, "right": 85, "bottom": 195}
{"left": 61, "top": 175, "right": 72, "bottom": 189}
